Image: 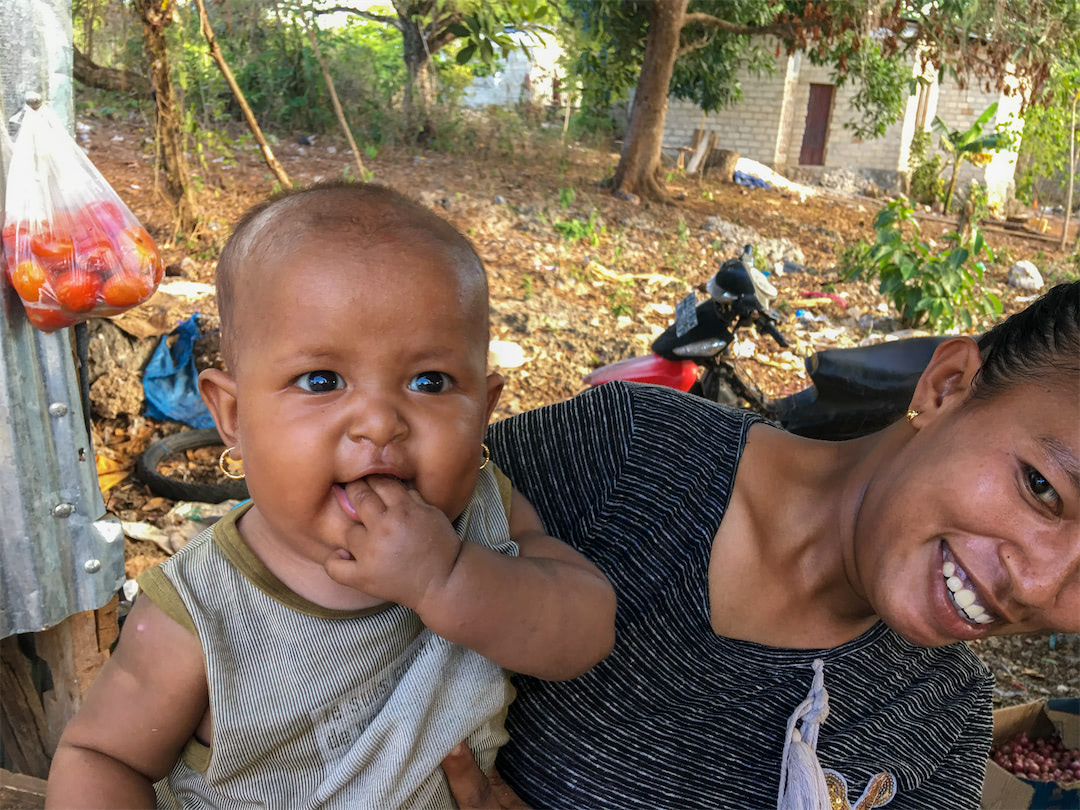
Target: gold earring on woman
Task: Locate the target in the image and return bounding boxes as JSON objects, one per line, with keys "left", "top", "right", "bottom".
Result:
{"left": 219, "top": 446, "right": 246, "bottom": 479}
{"left": 905, "top": 409, "right": 920, "bottom": 423}
{"left": 479, "top": 443, "right": 491, "bottom": 471}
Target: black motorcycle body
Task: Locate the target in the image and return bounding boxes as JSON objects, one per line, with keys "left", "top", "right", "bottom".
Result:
{"left": 584, "top": 247, "right": 947, "bottom": 441}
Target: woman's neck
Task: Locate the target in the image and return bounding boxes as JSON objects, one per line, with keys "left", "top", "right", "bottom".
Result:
{"left": 707, "top": 421, "right": 896, "bottom": 649}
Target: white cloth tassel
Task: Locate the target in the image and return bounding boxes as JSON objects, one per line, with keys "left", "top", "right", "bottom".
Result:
{"left": 776, "top": 658, "right": 831, "bottom": 810}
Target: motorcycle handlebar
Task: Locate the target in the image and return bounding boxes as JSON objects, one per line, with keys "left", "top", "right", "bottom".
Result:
{"left": 758, "top": 318, "right": 789, "bottom": 348}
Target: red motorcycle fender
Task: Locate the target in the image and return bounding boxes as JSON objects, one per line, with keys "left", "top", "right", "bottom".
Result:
{"left": 583, "top": 354, "right": 698, "bottom": 391}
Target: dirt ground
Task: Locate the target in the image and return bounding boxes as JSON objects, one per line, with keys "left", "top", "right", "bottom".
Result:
{"left": 77, "top": 107, "right": 1079, "bottom": 708}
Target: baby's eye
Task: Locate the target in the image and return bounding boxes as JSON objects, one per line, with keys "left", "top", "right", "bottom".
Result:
{"left": 408, "top": 372, "right": 452, "bottom": 394}
{"left": 296, "top": 371, "right": 344, "bottom": 393}
{"left": 1026, "top": 465, "right": 1062, "bottom": 515}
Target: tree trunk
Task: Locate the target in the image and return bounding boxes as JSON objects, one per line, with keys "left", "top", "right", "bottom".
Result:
{"left": 1061, "top": 90, "right": 1079, "bottom": 252}
{"left": 84, "top": 0, "right": 96, "bottom": 62}
{"left": 73, "top": 45, "right": 150, "bottom": 95}
{"left": 303, "top": 20, "right": 368, "bottom": 180}
{"left": 132, "top": 0, "right": 199, "bottom": 233}
{"left": 400, "top": 19, "right": 437, "bottom": 141}
{"left": 611, "top": 0, "right": 689, "bottom": 201}
{"left": 194, "top": 0, "right": 292, "bottom": 189}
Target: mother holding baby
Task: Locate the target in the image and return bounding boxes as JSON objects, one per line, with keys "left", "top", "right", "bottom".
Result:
{"left": 444, "top": 281, "right": 1080, "bottom": 809}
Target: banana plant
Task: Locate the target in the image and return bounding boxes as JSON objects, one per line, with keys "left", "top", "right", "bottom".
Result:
{"left": 932, "top": 102, "right": 1009, "bottom": 212}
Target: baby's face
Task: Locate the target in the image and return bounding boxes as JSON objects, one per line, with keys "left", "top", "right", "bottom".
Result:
{"left": 226, "top": 233, "right": 499, "bottom": 561}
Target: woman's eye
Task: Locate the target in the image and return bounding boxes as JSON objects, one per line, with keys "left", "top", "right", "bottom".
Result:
{"left": 408, "top": 372, "right": 451, "bottom": 394}
{"left": 1026, "top": 466, "right": 1061, "bottom": 514}
{"left": 296, "top": 371, "right": 344, "bottom": 393}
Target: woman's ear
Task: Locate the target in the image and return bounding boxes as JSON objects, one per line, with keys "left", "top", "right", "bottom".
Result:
{"left": 198, "top": 368, "right": 241, "bottom": 449}
{"left": 484, "top": 372, "right": 504, "bottom": 424}
{"left": 907, "top": 336, "right": 983, "bottom": 423}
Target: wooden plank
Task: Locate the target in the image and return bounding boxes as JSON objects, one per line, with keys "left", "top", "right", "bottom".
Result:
{"left": 700, "top": 132, "right": 719, "bottom": 177}
{"left": 0, "top": 768, "right": 48, "bottom": 809}
{"left": 0, "top": 637, "right": 52, "bottom": 779}
{"left": 35, "top": 596, "right": 119, "bottom": 754}
{"left": 685, "top": 133, "right": 713, "bottom": 175}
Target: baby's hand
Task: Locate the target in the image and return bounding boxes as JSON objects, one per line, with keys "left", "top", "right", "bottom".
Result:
{"left": 324, "top": 476, "right": 460, "bottom": 610}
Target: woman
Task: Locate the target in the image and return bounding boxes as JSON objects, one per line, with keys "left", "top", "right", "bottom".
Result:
{"left": 444, "top": 281, "right": 1079, "bottom": 810}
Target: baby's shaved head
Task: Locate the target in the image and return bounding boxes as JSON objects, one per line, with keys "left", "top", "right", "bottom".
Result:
{"left": 214, "top": 181, "right": 487, "bottom": 368}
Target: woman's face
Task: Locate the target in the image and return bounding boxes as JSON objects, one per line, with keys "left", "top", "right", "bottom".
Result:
{"left": 853, "top": 376, "right": 1079, "bottom": 647}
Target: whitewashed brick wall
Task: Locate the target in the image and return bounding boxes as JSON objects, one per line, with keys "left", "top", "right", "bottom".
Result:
{"left": 658, "top": 48, "right": 1021, "bottom": 203}
{"left": 661, "top": 46, "right": 794, "bottom": 165}
{"left": 929, "top": 77, "right": 1023, "bottom": 208}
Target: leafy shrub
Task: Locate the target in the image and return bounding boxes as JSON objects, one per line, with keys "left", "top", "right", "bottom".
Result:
{"left": 843, "top": 198, "right": 1003, "bottom": 332}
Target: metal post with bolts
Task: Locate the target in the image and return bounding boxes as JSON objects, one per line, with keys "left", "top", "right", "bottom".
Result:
{"left": 0, "top": 0, "right": 125, "bottom": 784}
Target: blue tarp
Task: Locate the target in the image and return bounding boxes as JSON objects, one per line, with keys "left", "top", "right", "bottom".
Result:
{"left": 733, "top": 171, "right": 770, "bottom": 189}
{"left": 142, "top": 314, "right": 215, "bottom": 428}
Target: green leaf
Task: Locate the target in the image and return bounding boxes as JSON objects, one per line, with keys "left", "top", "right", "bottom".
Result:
{"left": 456, "top": 43, "right": 477, "bottom": 64}
{"left": 448, "top": 23, "right": 471, "bottom": 37}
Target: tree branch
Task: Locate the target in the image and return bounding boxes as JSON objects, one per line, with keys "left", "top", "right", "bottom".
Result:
{"left": 72, "top": 45, "right": 150, "bottom": 95}
{"left": 681, "top": 12, "right": 805, "bottom": 39}
{"left": 313, "top": 4, "right": 399, "bottom": 29}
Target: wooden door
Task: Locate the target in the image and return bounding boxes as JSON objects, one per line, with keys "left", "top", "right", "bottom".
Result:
{"left": 798, "top": 83, "right": 834, "bottom": 166}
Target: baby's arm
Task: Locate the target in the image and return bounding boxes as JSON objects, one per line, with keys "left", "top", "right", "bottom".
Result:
{"left": 325, "top": 478, "right": 615, "bottom": 680}
{"left": 422, "top": 487, "right": 615, "bottom": 679}
{"left": 46, "top": 595, "right": 208, "bottom": 809}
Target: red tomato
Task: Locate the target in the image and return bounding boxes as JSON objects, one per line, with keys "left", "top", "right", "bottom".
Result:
{"left": 79, "top": 200, "right": 127, "bottom": 234}
{"left": 101, "top": 272, "right": 153, "bottom": 308}
{"left": 52, "top": 272, "right": 102, "bottom": 313}
{"left": 1, "top": 220, "right": 27, "bottom": 255}
{"left": 81, "top": 243, "right": 120, "bottom": 278}
{"left": 116, "top": 225, "right": 163, "bottom": 283}
{"left": 10, "top": 259, "right": 47, "bottom": 303}
{"left": 23, "top": 304, "right": 78, "bottom": 333}
{"left": 30, "top": 226, "right": 75, "bottom": 263}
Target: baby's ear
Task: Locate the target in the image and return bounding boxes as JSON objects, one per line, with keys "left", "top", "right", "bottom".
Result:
{"left": 484, "top": 372, "right": 504, "bottom": 423}
{"left": 198, "top": 368, "right": 240, "bottom": 447}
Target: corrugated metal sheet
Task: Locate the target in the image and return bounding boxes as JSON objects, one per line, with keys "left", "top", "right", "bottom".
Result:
{"left": 0, "top": 0, "right": 125, "bottom": 638}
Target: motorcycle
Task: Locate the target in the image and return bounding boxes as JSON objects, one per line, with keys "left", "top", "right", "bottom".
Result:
{"left": 583, "top": 246, "right": 948, "bottom": 441}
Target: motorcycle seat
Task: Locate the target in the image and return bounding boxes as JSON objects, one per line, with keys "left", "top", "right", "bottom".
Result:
{"left": 808, "top": 336, "right": 950, "bottom": 398}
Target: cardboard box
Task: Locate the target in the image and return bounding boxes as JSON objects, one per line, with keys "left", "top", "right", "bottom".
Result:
{"left": 981, "top": 698, "right": 1079, "bottom": 810}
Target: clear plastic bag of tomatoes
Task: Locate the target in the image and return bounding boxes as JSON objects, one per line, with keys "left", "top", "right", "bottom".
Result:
{"left": 2, "top": 103, "right": 163, "bottom": 333}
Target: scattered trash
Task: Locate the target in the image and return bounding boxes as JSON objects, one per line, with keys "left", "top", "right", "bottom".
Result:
{"left": 122, "top": 499, "right": 242, "bottom": 555}
{"left": 142, "top": 314, "right": 216, "bottom": 429}
{"left": 488, "top": 340, "right": 527, "bottom": 369}
{"left": 799, "top": 290, "right": 848, "bottom": 309}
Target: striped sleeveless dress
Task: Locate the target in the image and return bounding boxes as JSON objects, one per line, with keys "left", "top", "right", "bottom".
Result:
{"left": 139, "top": 464, "right": 517, "bottom": 810}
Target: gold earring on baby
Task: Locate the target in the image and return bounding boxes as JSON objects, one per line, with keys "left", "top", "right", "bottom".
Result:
{"left": 219, "top": 446, "right": 246, "bottom": 479}
{"left": 905, "top": 409, "right": 920, "bottom": 423}
{"left": 479, "top": 443, "right": 491, "bottom": 471}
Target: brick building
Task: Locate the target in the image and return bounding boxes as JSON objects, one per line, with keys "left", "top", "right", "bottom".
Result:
{"left": 660, "top": 43, "right": 1023, "bottom": 206}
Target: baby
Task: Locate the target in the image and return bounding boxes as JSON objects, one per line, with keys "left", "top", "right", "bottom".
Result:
{"left": 46, "top": 182, "right": 616, "bottom": 809}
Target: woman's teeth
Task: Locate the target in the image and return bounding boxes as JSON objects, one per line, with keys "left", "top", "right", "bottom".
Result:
{"left": 942, "top": 560, "right": 995, "bottom": 625}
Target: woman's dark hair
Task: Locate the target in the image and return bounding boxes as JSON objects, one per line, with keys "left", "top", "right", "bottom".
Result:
{"left": 973, "top": 280, "right": 1080, "bottom": 398}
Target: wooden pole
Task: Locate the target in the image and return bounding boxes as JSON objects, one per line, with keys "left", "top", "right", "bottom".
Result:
{"left": 193, "top": 0, "right": 292, "bottom": 189}
{"left": 302, "top": 18, "right": 368, "bottom": 180}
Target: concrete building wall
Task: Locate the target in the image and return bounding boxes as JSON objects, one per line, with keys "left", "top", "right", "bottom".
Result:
{"left": 660, "top": 46, "right": 794, "bottom": 166}
{"left": 462, "top": 33, "right": 563, "bottom": 109}
{"left": 781, "top": 59, "right": 910, "bottom": 175}
{"left": 931, "top": 76, "right": 1022, "bottom": 208}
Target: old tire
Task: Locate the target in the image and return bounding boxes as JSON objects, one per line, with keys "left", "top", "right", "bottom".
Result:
{"left": 135, "top": 428, "right": 249, "bottom": 503}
